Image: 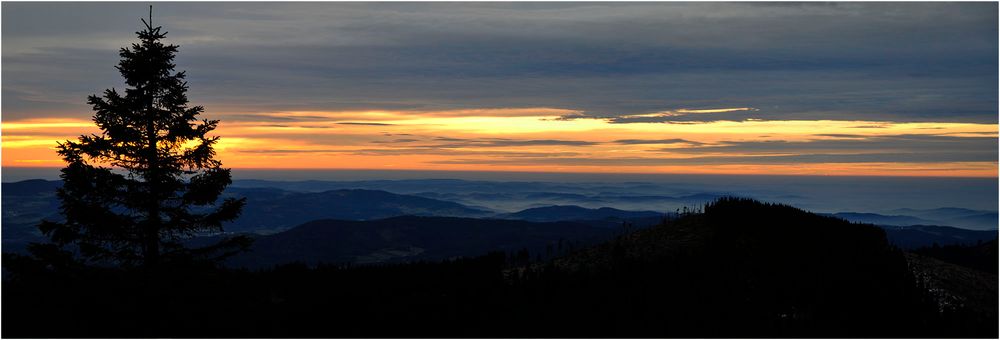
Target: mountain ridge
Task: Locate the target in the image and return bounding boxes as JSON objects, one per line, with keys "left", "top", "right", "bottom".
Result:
{"left": 499, "top": 205, "right": 665, "bottom": 222}
{"left": 228, "top": 215, "right": 616, "bottom": 268}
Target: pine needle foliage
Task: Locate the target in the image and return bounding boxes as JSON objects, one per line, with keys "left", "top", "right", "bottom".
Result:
{"left": 35, "top": 10, "right": 248, "bottom": 268}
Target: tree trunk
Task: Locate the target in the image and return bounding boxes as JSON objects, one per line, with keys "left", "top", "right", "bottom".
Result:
{"left": 144, "top": 92, "right": 160, "bottom": 268}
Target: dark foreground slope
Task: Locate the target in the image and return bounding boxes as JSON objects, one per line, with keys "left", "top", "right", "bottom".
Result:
{"left": 537, "top": 198, "right": 994, "bottom": 337}
{"left": 3, "top": 198, "right": 995, "bottom": 338}
{"left": 880, "top": 225, "right": 998, "bottom": 249}
{"left": 227, "top": 216, "right": 616, "bottom": 268}
{"left": 913, "top": 239, "right": 998, "bottom": 273}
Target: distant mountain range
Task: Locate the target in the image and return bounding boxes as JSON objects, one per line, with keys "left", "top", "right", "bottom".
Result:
{"left": 2, "top": 179, "right": 670, "bottom": 234}
{"left": 3, "top": 179, "right": 996, "bottom": 260}
{"left": 826, "top": 210, "right": 998, "bottom": 231}
{"left": 825, "top": 212, "right": 937, "bottom": 227}
{"left": 891, "top": 207, "right": 1000, "bottom": 230}
{"left": 825, "top": 211, "right": 997, "bottom": 248}
{"left": 223, "top": 187, "right": 494, "bottom": 233}
{"left": 1, "top": 179, "right": 62, "bottom": 196}
{"left": 225, "top": 188, "right": 680, "bottom": 233}
{"left": 497, "top": 205, "right": 665, "bottom": 222}
{"left": 231, "top": 178, "right": 733, "bottom": 212}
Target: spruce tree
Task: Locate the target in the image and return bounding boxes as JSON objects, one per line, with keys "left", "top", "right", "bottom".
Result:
{"left": 36, "top": 8, "right": 247, "bottom": 268}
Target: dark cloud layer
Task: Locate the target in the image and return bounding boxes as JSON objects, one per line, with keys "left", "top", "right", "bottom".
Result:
{"left": 431, "top": 151, "right": 996, "bottom": 167}
{"left": 3, "top": 2, "right": 997, "bottom": 123}
{"left": 669, "top": 134, "right": 999, "bottom": 155}
{"left": 364, "top": 136, "right": 598, "bottom": 149}
{"left": 427, "top": 137, "right": 597, "bottom": 148}
{"left": 613, "top": 139, "right": 703, "bottom": 145}
{"left": 411, "top": 133, "right": 998, "bottom": 166}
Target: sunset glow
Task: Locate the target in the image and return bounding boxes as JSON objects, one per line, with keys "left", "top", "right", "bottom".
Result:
{"left": 3, "top": 2, "right": 997, "bottom": 179}
{"left": 4, "top": 108, "right": 996, "bottom": 177}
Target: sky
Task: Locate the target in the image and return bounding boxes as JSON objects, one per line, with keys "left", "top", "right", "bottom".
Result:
{"left": 2, "top": 2, "right": 998, "bottom": 177}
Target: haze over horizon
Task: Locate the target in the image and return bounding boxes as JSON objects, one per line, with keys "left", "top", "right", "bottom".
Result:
{"left": 3, "top": 2, "right": 998, "bottom": 177}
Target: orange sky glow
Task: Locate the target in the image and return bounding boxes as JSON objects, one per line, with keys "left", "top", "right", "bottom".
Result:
{"left": 3, "top": 107, "right": 997, "bottom": 177}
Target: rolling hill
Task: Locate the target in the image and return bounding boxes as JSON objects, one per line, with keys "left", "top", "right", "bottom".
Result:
{"left": 879, "top": 225, "right": 998, "bottom": 249}
{"left": 830, "top": 209, "right": 999, "bottom": 231}
{"left": 1, "top": 180, "right": 495, "bottom": 236}
{"left": 5, "top": 179, "right": 996, "bottom": 256}
{"left": 223, "top": 187, "right": 493, "bottom": 233}
{"left": 539, "top": 198, "right": 997, "bottom": 337}
{"left": 228, "top": 216, "right": 616, "bottom": 268}
{"left": 499, "top": 205, "right": 664, "bottom": 222}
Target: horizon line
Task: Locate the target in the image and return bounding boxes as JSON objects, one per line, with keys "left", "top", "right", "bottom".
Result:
{"left": 3, "top": 166, "right": 997, "bottom": 181}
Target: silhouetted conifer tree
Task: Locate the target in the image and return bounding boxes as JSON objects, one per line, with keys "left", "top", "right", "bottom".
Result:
{"left": 34, "top": 8, "right": 247, "bottom": 268}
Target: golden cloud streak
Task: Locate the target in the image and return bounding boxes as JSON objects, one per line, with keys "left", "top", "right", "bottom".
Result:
{"left": 3, "top": 108, "right": 997, "bottom": 177}
{"left": 675, "top": 107, "right": 757, "bottom": 114}
{"left": 2, "top": 118, "right": 95, "bottom": 130}
{"left": 618, "top": 107, "right": 757, "bottom": 119}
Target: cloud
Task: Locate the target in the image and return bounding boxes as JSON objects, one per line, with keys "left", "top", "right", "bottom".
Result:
{"left": 351, "top": 148, "right": 582, "bottom": 158}
{"left": 598, "top": 107, "right": 760, "bottom": 123}
{"left": 427, "top": 138, "right": 597, "bottom": 148}
{"left": 670, "top": 134, "right": 998, "bottom": 155}
{"left": 254, "top": 124, "right": 334, "bottom": 129}
{"left": 364, "top": 137, "right": 598, "bottom": 149}
{"left": 407, "top": 108, "right": 578, "bottom": 118}
{"left": 431, "top": 151, "right": 997, "bottom": 166}
{"left": 2, "top": 3, "right": 996, "bottom": 124}
{"left": 370, "top": 138, "right": 420, "bottom": 144}
{"left": 235, "top": 149, "right": 343, "bottom": 154}
{"left": 336, "top": 122, "right": 394, "bottom": 126}
{"left": 613, "top": 139, "right": 705, "bottom": 146}
{"left": 419, "top": 133, "right": 998, "bottom": 166}
{"left": 236, "top": 146, "right": 583, "bottom": 158}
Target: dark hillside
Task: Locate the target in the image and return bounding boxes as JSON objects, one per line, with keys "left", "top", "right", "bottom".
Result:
{"left": 905, "top": 252, "right": 998, "bottom": 334}
{"left": 522, "top": 197, "right": 948, "bottom": 337}
{"left": 913, "top": 239, "right": 998, "bottom": 273}
{"left": 3, "top": 198, "right": 994, "bottom": 337}
{"left": 880, "top": 225, "right": 997, "bottom": 249}
{"left": 228, "top": 216, "right": 615, "bottom": 268}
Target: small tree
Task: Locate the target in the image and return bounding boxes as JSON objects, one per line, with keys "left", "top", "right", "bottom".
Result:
{"left": 35, "top": 8, "right": 247, "bottom": 268}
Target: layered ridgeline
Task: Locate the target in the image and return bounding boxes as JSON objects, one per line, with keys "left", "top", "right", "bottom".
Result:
{"left": 4, "top": 179, "right": 995, "bottom": 259}
{"left": 497, "top": 205, "right": 663, "bottom": 222}
{"left": 824, "top": 209, "right": 998, "bottom": 231}
{"left": 4, "top": 198, "right": 995, "bottom": 337}
{"left": 2, "top": 180, "right": 497, "bottom": 243}
{"left": 225, "top": 188, "right": 493, "bottom": 233}
{"left": 228, "top": 178, "right": 1000, "bottom": 230}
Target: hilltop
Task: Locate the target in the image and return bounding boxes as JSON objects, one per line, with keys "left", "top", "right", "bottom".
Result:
{"left": 226, "top": 216, "right": 616, "bottom": 268}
